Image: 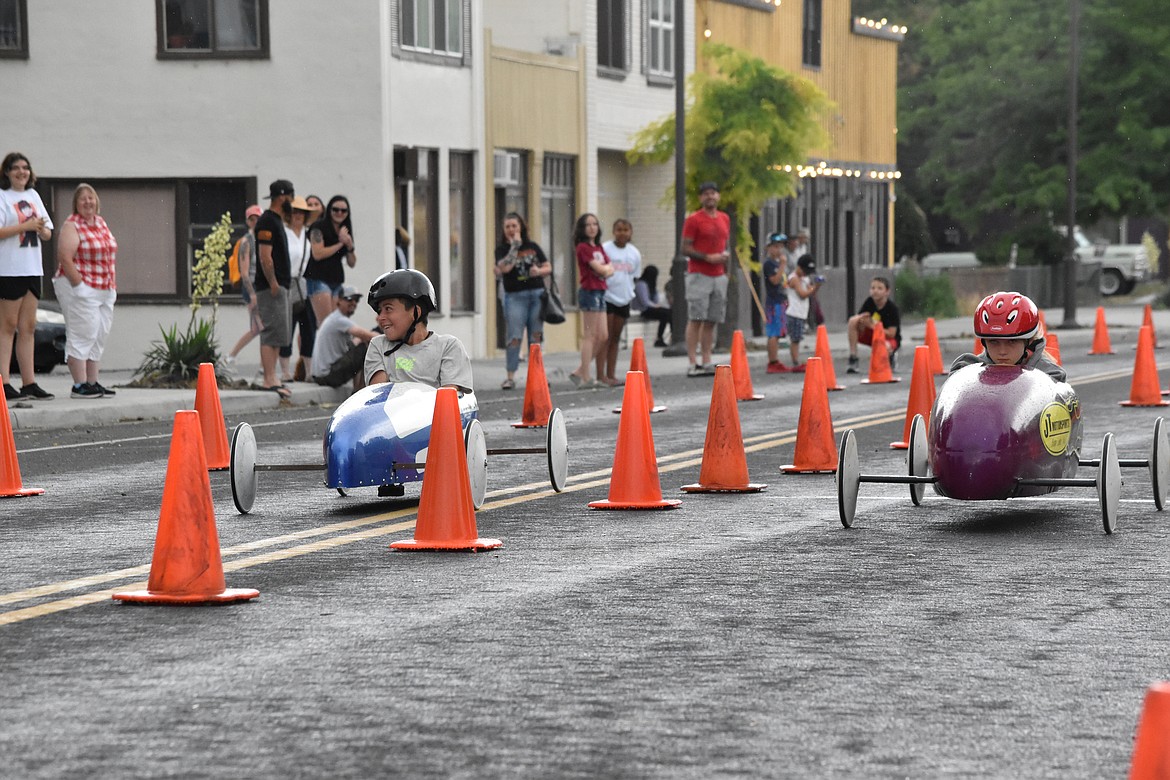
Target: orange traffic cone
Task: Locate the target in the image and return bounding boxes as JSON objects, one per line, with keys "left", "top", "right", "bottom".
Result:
{"left": 613, "top": 337, "right": 667, "bottom": 414}
{"left": 194, "top": 362, "right": 229, "bottom": 470}
{"left": 392, "top": 388, "right": 502, "bottom": 550}
{"left": 590, "top": 371, "right": 681, "bottom": 509}
{"left": 730, "top": 330, "right": 764, "bottom": 401}
{"left": 781, "top": 357, "right": 838, "bottom": 473}
{"left": 814, "top": 325, "right": 844, "bottom": 391}
{"left": 682, "top": 365, "right": 766, "bottom": 493}
{"left": 113, "top": 410, "right": 259, "bottom": 604}
{"left": 1143, "top": 304, "right": 1159, "bottom": 349}
{"left": 1129, "top": 681, "right": 1170, "bottom": 779}
{"left": 891, "top": 346, "right": 937, "bottom": 449}
{"left": 1088, "top": 307, "right": 1115, "bottom": 355}
{"left": 861, "top": 322, "right": 900, "bottom": 384}
{"left": 1120, "top": 326, "right": 1169, "bottom": 407}
{"left": 1045, "top": 332, "right": 1062, "bottom": 366}
{"left": 512, "top": 343, "right": 553, "bottom": 428}
{"left": 974, "top": 336, "right": 985, "bottom": 357}
{"left": 0, "top": 374, "right": 42, "bottom": 498}
{"left": 924, "top": 317, "right": 946, "bottom": 375}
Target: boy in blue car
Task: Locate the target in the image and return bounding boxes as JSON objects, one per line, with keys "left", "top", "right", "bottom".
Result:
{"left": 364, "top": 269, "right": 474, "bottom": 394}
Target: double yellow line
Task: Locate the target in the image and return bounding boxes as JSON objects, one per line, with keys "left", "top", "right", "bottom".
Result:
{"left": 0, "top": 365, "right": 1140, "bottom": 627}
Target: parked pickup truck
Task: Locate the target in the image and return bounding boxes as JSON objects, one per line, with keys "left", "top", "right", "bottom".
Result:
{"left": 1055, "top": 226, "right": 1150, "bottom": 296}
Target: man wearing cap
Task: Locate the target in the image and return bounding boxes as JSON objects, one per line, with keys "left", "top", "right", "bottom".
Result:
{"left": 762, "top": 232, "right": 789, "bottom": 372}
{"left": 680, "top": 181, "right": 730, "bottom": 377}
{"left": 254, "top": 179, "right": 295, "bottom": 398}
{"left": 311, "top": 284, "right": 378, "bottom": 389}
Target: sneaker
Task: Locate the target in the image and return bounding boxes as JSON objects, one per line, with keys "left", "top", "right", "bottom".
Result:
{"left": 791, "top": 363, "right": 806, "bottom": 373}
{"left": 71, "top": 382, "right": 104, "bottom": 399}
{"left": 766, "top": 361, "right": 788, "bottom": 374}
{"left": 217, "top": 355, "right": 238, "bottom": 379}
{"left": 687, "top": 364, "right": 706, "bottom": 377}
{"left": 888, "top": 351, "right": 898, "bottom": 372}
{"left": 653, "top": 339, "right": 668, "bottom": 348}
{"left": 93, "top": 382, "right": 116, "bottom": 396}
{"left": 701, "top": 364, "right": 717, "bottom": 375}
{"left": 20, "top": 383, "right": 54, "bottom": 400}
{"left": 3, "top": 383, "right": 23, "bottom": 401}
{"left": 846, "top": 355, "right": 860, "bottom": 374}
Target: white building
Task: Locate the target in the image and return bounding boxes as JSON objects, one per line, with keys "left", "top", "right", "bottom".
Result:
{"left": 1, "top": 0, "right": 493, "bottom": 368}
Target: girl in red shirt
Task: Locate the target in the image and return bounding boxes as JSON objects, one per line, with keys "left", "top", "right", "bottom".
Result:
{"left": 569, "top": 212, "right": 613, "bottom": 388}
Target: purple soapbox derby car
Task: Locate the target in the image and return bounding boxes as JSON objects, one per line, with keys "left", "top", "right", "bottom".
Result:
{"left": 836, "top": 363, "right": 1169, "bottom": 534}
{"left": 228, "top": 381, "right": 569, "bottom": 514}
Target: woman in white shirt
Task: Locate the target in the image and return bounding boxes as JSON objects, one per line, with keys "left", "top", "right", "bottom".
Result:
{"left": 0, "top": 152, "right": 54, "bottom": 401}
{"left": 283, "top": 196, "right": 317, "bottom": 381}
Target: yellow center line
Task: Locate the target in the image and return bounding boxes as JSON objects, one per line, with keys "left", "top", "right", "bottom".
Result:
{"left": 0, "top": 368, "right": 1131, "bottom": 625}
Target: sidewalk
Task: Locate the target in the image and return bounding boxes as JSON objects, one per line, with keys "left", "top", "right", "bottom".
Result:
{"left": 5, "top": 302, "right": 1162, "bottom": 432}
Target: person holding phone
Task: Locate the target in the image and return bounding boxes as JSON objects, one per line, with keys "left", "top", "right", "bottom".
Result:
{"left": 494, "top": 212, "right": 550, "bottom": 390}
{"left": 0, "top": 152, "right": 54, "bottom": 401}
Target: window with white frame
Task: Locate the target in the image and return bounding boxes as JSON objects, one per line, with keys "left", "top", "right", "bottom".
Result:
{"left": 400, "top": 0, "right": 463, "bottom": 57}
{"left": 645, "top": 0, "right": 674, "bottom": 80}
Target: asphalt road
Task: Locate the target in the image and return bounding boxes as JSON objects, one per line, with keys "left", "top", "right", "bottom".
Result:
{"left": 2, "top": 344, "right": 1168, "bottom": 779}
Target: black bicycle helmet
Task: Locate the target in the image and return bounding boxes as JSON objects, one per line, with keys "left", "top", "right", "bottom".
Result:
{"left": 368, "top": 269, "right": 436, "bottom": 314}
{"left": 369, "top": 269, "right": 437, "bottom": 356}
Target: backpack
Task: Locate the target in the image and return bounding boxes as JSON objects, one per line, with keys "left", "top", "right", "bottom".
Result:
{"left": 228, "top": 237, "right": 243, "bottom": 286}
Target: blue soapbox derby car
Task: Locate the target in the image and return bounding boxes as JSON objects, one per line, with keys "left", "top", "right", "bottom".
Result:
{"left": 228, "top": 381, "right": 569, "bottom": 514}
{"left": 836, "top": 363, "right": 1169, "bottom": 534}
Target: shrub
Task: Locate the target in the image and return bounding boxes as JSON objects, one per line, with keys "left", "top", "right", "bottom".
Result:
{"left": 135, "top": 212, "right": 232, "bottom": 384}
{"left": 895, "top": 265, "right": 959, "bottom": 318}
{"left": 136, "top": 318, "right": 218, "bottom": 384}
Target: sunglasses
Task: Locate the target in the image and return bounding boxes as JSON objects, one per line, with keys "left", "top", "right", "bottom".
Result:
{"left": 331, "top": 206, "right": 349, "bottom": 214}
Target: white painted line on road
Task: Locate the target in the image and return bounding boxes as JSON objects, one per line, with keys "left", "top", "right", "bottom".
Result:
{"left": 15, "top": 414, "right": 333, "bottom": 455}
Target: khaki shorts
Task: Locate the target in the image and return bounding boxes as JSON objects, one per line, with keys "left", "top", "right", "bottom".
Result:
{"left": 256, "top": 286, "right": 291, "bottom": 347}
{"left": 685, "top": 272, "right": 728, "bottom": 323}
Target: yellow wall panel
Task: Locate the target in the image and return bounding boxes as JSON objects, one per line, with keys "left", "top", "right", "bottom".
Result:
{"left": 698, "top": 0, "right": 898, "bottom": 166}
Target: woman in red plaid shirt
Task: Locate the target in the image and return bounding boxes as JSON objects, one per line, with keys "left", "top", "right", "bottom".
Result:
{"left": 53, "top": 184, "right": 118, "bottom": 399}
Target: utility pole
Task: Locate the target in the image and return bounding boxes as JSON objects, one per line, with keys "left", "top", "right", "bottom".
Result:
{"left": 1060, "top": 0, "right": 1080, "bottom": 329}
{"left": 665, "top": 0, "right": 688, "bottom": 356}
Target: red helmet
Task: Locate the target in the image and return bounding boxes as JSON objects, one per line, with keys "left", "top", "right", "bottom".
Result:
{"left": 974, "top": 292, "right": 1040, "bottom": 340}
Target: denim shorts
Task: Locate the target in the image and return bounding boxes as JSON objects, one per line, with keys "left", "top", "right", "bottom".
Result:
{"left": 765, "top": 302, "right": 785, "bottom": 339}
{"left": 785, "top": 315, "right": 806, "bottom": 343}
{"left": 306, "top": 277, "right": 338, "bottom": 298}
{"left": 577, "top": 288, "right": 606, "bottom": 312}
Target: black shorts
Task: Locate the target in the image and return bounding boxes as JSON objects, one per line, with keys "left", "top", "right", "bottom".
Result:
{"left": 606, "top": 301, "right": 630, "bottom": 319}
{"left": 0, "top": 276, "right": 41, "bottom": 301}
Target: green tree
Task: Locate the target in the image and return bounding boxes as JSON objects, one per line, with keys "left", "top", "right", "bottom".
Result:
{"left": 853, "top": 0, "right": 1170, "bottom": 249}
{"left": 627, "top": 42, "right": 832, "bottom": 270}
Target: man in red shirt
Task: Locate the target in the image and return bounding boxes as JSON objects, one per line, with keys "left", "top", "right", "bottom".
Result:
{"left": 680, "top": 181, "right": 730, "bottom": 376}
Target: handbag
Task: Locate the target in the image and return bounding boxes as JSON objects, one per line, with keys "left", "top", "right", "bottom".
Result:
{"left": 541, "top": 276, "right": 566, "bottom": 324}
{"left": 291, "top": 233, "right": 310, "bottom": 316}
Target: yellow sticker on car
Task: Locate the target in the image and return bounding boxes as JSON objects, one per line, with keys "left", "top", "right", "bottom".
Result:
{"left": 1040, "top": 402, "right": 1072, "bottom": 456}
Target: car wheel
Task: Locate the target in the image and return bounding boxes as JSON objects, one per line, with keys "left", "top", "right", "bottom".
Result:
{"left": 1100, "top": 269, "right": 1125, "bottom": 296}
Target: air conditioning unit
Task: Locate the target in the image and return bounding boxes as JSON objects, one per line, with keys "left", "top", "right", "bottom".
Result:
{"left": 545, "top": 36, "right": 578, "bottom": 57}
{"left": 493, "top": 151, "right": 522, "bottom": 186}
